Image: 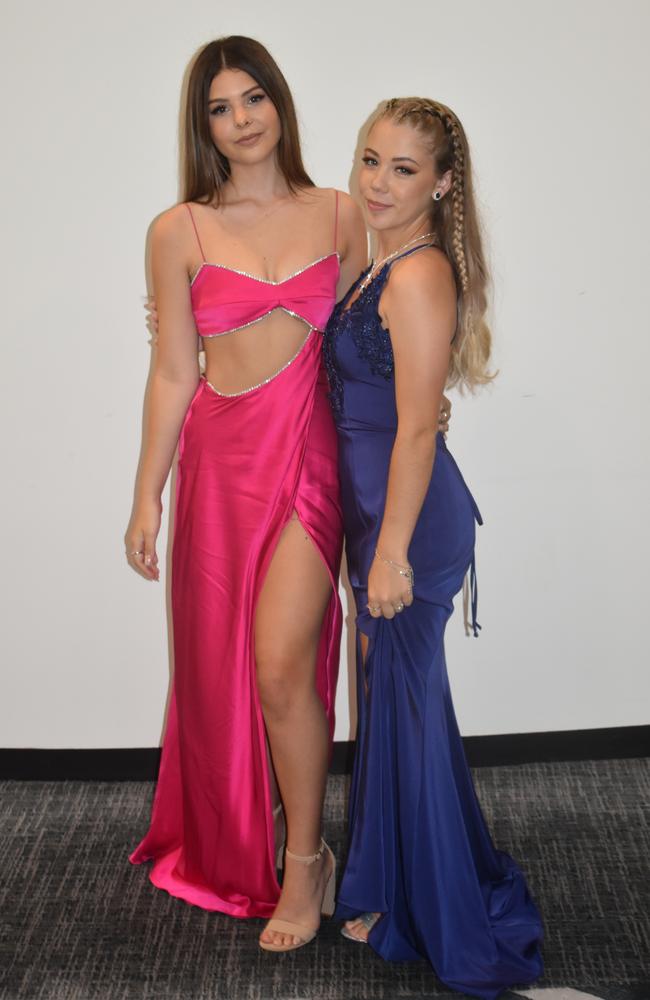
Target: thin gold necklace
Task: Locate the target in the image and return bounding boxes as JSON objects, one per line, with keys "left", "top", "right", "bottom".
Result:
{"left": 358, "top": 232, "right": 437, "bottom": 293}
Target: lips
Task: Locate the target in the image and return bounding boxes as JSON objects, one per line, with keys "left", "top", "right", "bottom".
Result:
{"left": 366, "top": 199, "right": 391, "bottom": 211}
{"left": 236, "top": 132, "right": 263, "bottom": 145}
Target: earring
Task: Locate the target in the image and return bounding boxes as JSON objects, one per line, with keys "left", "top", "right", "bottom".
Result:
{"left": 432, "top": 191, "right": 442, "bottom": 201}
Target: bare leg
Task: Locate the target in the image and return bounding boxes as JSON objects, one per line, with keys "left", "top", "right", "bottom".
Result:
{"left": 255, "top": 515, "right": 334, "bottom": 948}
{"left": 265, "top": 739, "right": 285, "bottom": 864}
{"left": 343, "top": 630, "right": 382, "bottom": 943}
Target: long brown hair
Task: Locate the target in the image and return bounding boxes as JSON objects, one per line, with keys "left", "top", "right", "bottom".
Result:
{"left": 378, "top": 98, "right": 494, "bottom": 391}
{"left": 182, "top": 36, "right": 313, "bottom": 205}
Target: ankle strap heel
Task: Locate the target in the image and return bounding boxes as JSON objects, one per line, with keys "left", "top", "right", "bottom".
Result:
{"left": 284, "top": 838, "right": 336, "bottom": 917}
{"left": 285, "top": 838, "right": 327, "bottom": 865}
{"left": 259, "top": 838, "right": 337, "bottom": 952}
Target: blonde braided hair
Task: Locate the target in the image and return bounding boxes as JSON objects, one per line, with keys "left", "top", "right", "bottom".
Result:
{"left": 380, "top": 98, "right": 494, "bottom": 391}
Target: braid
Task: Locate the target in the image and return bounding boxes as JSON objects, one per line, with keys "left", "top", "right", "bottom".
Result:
{"left": 421, "top": 103, "right": 469, "bottom": 296}
{"left": 446, "top": 116, "right": 469, "bottom": 296}
{"left": 376, "top": 97, "right": 494, "bottom": 391}
{"left": 438, "top": 109, "right": 475, "bottom": 338}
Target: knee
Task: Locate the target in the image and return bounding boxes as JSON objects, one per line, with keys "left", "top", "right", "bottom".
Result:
{"left": 255, "top": 647, "right": 302, "bottom": 719}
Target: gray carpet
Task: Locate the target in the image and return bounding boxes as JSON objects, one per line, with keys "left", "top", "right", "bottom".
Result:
{"left": 1, "top": 760, "right": 649, "bottom": 1000}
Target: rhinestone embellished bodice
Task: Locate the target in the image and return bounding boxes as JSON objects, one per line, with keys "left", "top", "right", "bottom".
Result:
{"left": 190, "top": 253, "right": 340, "bottom": 338}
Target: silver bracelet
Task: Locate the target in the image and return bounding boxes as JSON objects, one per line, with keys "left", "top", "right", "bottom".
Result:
{"left": 374, "top": 548, "right": 415, "bottom": 589}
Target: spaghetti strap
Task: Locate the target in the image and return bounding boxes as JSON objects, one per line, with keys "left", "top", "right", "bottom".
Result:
{"left": 391, "top": 241, "right": 437, "bottom": 266}
{"left": 333, "top": 190, "right": 339, "bottom": 253}
{"left": 185, "top": 203, "right": 206, "bottom": 262}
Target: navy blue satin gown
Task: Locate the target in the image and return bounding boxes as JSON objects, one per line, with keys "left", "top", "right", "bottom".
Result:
{"left": 323, "top": 247, "right": 544, "bottom": 1000}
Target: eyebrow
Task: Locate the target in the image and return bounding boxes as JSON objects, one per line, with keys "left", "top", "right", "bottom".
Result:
{"left": 208, "top": 85, "right": 262, "bottom": 105}
{"left": 365, "top": 146, "right": 420, "bottom": 166}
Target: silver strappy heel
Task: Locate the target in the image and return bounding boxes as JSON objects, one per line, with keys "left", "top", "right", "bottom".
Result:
{"left": 340, "top": 911, "right": 382, "bottom": 943}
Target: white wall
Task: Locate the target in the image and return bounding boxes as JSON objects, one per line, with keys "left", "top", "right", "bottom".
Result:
{"left": 1, "top": 0, "right": 648, "bottom": 747}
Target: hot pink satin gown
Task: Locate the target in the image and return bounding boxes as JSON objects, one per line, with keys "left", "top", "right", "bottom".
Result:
{"left": 130, "top": 199, "right": 344, "bottom": 918}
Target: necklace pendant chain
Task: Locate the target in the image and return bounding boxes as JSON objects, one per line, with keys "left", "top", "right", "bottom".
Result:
{"left": 359, "top": 232, "right": 437, "bottom": 293}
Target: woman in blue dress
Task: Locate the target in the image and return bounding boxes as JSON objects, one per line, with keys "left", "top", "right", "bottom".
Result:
{"left": 323, "top": 97, "right": 544, "bottom": 999}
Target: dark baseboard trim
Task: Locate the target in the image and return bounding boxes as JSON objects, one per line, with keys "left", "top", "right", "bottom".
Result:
{"left": 0, "top": 747, "right": 162, "bottom": 782}
{"left": 1, "top": 726, "right": 647, "bottom": 781}
{"left": 334, "top": 725, "right": 650, "bottom": 772}
{"left": 461, "top": 724, "right": 649, "bottom": 768}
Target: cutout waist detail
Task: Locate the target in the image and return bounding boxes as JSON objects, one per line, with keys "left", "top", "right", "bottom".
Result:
{"left": 203, "top": 328, "right": 317, "bottom": 398}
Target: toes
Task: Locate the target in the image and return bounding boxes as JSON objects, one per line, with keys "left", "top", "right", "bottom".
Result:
{"left": 344, "top": 919, "right": 368, "bottom": 941}
{"left": 261, "top": 930, "right": 304, "bottom": 948}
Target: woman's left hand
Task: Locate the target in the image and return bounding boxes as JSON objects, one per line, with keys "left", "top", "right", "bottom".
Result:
{"left": 366, "top": 556, "right": 413, "bottom": 619}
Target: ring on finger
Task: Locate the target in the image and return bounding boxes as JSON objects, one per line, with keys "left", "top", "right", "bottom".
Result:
{"left": 130, "top": 550, "right": 144, "bottom": 556}
{"left": 395, "top": 602, "right": 404, "bottom": 612}
{"left": 368, "top": 603, "right": 381, "bottom": 613}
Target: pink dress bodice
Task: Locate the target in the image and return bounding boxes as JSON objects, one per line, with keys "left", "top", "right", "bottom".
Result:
{"left": 190, "top": 253, "right": 340, "bottom": 337}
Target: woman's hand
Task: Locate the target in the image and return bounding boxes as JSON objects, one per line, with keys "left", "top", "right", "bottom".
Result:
{"left": 145, "top": 297, "right": 159, "bottom": 345}
{"left": 366, "top": 553, "right": 414, "bottom": 619}
{"left": 438, "top": 393, "right": 452, "bottom": 436}
{"left": 125, "top": 497, "right": 162, "bottom": 581}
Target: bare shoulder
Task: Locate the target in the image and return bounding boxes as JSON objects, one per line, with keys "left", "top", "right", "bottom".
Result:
{"left": 310, "top": 186, "right": 360, "bottom": 218}
{"left": 149, "top": 202, "right": 193, "bottom": 249}
{"left": 329, "top": 190, "right": 365, "bottom": 251}
{"left": 381, "top": 247, "right": 457, "bottom": 335}
{"left": 331, "top": 189, "right": 363, "bottom": 226}
{"left": 387, "top": 246, "right": 455, "bottom": 302}
{"left": 342, "top": 196, "right": 365, "bottom": 240}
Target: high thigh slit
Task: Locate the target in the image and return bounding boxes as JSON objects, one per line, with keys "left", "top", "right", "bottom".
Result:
{"left": 130, "top": 343, "right": 343, "bottom": 917}
{"left": 130, "top": 194, "right": 344, "bottom": 918}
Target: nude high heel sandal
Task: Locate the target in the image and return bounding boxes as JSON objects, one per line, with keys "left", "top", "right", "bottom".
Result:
{"left": 259, "top": 838, "right": 336, "bottom": 953}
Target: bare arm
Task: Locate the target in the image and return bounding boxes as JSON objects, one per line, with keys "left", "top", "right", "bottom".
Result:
{"left": 367, "top": 249, "right": 457, "bottom": 618}
{"left": 125, "top": 206, "right": 201, "bottom": 580}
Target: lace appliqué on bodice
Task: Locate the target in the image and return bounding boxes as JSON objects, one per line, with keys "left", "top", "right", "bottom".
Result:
{"left": 324, "top": 265, "right": 394, "bottom": 415}
{"left": 322, "top": 314, "right": 345, "bottom": 415}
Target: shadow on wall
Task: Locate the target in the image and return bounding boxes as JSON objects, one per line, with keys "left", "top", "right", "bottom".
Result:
{"left": 347, "top": 103, "right": 384, "bottom": 261}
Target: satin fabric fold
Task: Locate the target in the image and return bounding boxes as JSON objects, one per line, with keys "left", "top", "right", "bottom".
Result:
{"left": 190, "top": 254, "right": 340, "bottom": 337}
{"left": 130, "top": 330, "right": 343, "bottom": 918}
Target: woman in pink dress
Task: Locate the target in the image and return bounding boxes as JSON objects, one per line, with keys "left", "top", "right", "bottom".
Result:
{"left": 124, "top": 35, "right": 368, "bottom": 951}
